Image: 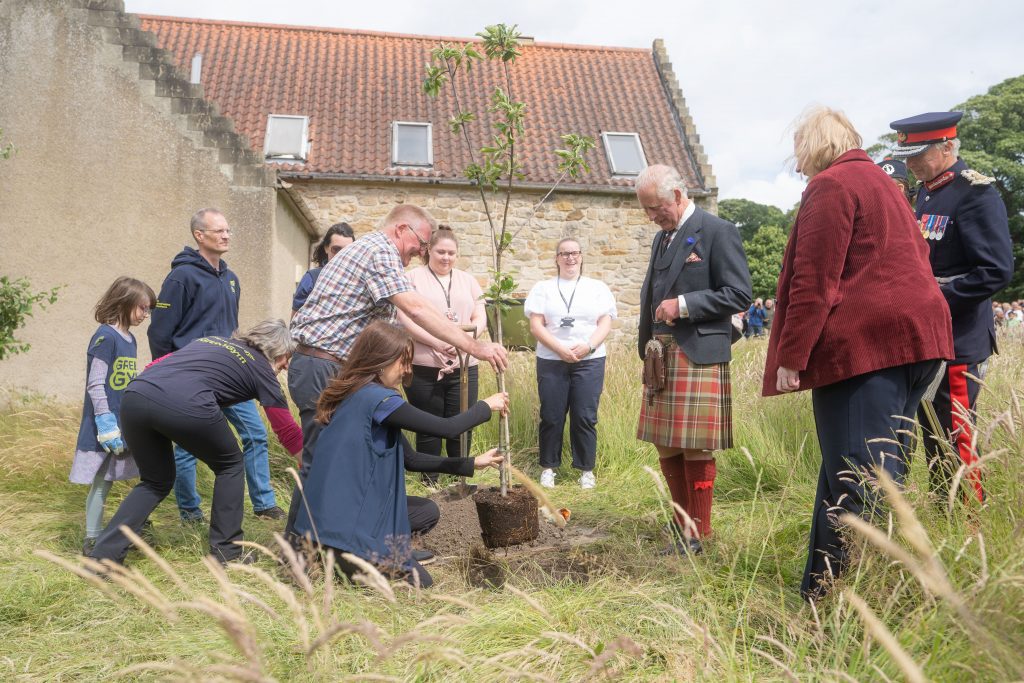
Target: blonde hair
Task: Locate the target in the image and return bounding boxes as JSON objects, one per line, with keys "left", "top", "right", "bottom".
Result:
{"left": 792, "top": 106, "right": 863, "bottom": 178}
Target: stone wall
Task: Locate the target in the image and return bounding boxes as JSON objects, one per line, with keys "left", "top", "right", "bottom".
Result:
{"left": 0, "top": 1, "right": 311, "bottom": 401}
{"left": 292, "top": 180, "right": 716, "bottom": 342}
{"left": 272, "top": 196, "right": 317, "bottom": 315}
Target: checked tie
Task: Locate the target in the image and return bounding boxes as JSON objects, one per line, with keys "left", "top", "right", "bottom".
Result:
{"left": 660, "top": 229, "right": 676, "bottom": 255}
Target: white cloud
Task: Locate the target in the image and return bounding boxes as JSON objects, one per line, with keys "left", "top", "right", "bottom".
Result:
{"left": 723, "top": 172, "right": 806, "bottom": 212}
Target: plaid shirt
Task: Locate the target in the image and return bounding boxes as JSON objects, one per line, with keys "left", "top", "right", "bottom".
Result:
{"left": 291, "top": 231, "right": 412, "bottom": 358}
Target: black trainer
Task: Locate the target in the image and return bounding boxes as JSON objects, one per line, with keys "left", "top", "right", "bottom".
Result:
{"left": 254, "top": 506, "right": 286, "bottom": 521}
{"left": 412, "top": 548, "right": 436, "bottom": 565}
{"left": 180, "top": 510, "right": 207, "bottom": 525}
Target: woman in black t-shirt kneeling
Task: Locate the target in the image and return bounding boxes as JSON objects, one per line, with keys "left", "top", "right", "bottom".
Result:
{"left": 90, "top": 319, "right": 303, "bottom": 565}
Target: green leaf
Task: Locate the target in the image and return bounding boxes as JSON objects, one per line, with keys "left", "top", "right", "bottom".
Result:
{"left": 0, "top": 276, "right": 63, "bottom": 360}
{"left": 422, "top": 65, "right": 448, "bottom": 97}
{"left": 476, "top": 24, "right": 522, "bottom": 63}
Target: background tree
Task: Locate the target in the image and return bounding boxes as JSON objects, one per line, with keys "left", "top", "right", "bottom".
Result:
{"left": 718, "top": 198, "right": 788, "bottom": 242}
{"left": 957, "top": 74, "right": 1024, "bottom": 298}
{"left": 865, "top": 133, "right": 897, "bottom": 163}
{"left": 743, "top": 224, "right": 788, "bottom": 298}
{"left": 718, "top": 198, "right": 794, "bottom": 299}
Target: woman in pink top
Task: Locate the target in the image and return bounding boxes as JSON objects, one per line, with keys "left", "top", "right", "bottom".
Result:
{"left": 397, "top": 227, "right": 487, "bottom": 477}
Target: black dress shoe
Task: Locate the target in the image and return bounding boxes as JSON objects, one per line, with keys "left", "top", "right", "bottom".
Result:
{"left": 659, "top": 537, "right": 703, "bottom": 556}
{"left": 219, "top": 551, "right": 259, "bottom": 566}
{"left": 412, "top": 548, "right": 436, "bottom": 565}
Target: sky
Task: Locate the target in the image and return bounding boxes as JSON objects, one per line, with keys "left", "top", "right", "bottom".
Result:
{"left": 125, "top": 0, "right": 1024, "bottom": 210}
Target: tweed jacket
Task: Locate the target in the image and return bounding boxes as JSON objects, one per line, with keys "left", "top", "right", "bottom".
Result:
{"left": 638, "top": 206, "right": 752, "bottom": 365}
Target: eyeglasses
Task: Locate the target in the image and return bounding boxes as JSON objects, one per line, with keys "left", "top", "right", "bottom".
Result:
{"left": 557, "top": 251, "right": 582, "bottom": 259}
{"left": 203, "top": 229, "right": 232, "bottom": 237}
{"left": 407, "top": 225, "right": 430, "bottom": 253}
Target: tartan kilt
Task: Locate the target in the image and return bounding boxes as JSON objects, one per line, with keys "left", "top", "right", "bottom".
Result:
{"left": 637, "top": 337, "right": 733, "bottom": 450}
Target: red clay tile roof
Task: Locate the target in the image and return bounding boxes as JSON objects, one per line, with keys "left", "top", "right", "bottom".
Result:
{"left": 140, "top": 16, "right": 706, "bottom": 191}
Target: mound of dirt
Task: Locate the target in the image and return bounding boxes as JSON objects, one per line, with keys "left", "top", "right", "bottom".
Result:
{"left": 421, "top": 490, "right": 605, "bottom": 558}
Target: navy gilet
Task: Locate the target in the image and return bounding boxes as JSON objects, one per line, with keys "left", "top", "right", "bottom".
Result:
{"left": 294, "top": 383, "right": 410, "bottom": 567}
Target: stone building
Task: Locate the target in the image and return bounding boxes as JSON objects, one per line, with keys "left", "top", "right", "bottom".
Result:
{"left": 0, "top": 0, "right": 716, "bottom": 400}
{"left": 140, "top": 16, "right": 718, "bottom": 339}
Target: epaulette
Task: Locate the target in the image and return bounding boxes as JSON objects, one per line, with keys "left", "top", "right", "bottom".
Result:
{"left": 961, "top": 169, "right": 995, "bottom": 185}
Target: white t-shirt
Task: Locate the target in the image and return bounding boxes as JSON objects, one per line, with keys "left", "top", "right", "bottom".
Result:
{"left": 523, "top": 276, "right": 617, "bottom": 361}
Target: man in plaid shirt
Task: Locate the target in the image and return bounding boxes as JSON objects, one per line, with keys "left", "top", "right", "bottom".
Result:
{"left": 288, "top": 203, "right": 508, "bottom": 469}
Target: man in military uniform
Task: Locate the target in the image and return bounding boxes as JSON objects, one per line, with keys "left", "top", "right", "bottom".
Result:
{"left": 890, "top": 111, "right": 1013, "bottom": 503}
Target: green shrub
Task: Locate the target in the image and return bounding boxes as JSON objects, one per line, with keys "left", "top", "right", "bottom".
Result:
{"left": 0, "top": 276, "right": 61, "bottom": 360}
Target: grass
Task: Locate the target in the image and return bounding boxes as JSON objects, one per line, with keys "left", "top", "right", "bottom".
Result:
{"left": 1, "top": 338, "right": 1023, "bottom": 680}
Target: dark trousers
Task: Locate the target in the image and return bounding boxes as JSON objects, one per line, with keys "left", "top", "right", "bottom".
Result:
{"left": 91, "top": 391, "right": 246, "bottom": 563}
{"left": 296, "top": 495, "right": 439, "bottom": 589}
{"left": 285, "top": 351, "right": 342, "bottom": 538}
{"left": 917, "top": 362, "right": 984, "bottom": 502}
{"left": 536, "top": 356, "right": 606, "bottom": 471}
{"left": 407, "top": 495, "right": 440, "bottom": 535}
{"left": 326, "top": 545, "right": 433, "bottom": 589}
{"left": 803, "top": 359, "right": 940, "bottom": 599}
{"left": 404, "top": 364, "right": 479, "bottom": 457}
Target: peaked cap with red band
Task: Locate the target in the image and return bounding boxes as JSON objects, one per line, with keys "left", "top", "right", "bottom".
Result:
{"left": 888, "top": 111, "right": 963, "bottom": 158}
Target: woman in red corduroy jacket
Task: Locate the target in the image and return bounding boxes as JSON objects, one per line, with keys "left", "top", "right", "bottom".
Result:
{"left": 762, "top": 106, "right": 953, "bottom": 601}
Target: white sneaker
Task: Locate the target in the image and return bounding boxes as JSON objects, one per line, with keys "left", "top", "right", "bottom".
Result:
{"left": 540, "top": 468, "right": 556, "bottom": 488}
{"left": 580, "top": 471, "right": 596, "bottom": 490}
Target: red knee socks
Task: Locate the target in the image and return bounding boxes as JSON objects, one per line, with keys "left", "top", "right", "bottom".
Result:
{"left": 658, "top": 454, "right": 689, "bottom": 531}
{"left": 685, "top": 458, "right": 716, "bottom": 538}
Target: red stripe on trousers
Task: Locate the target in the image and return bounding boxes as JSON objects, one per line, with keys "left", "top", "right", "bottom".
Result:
{"left": 947, "top": 363, "right": 983, "bottom": 503}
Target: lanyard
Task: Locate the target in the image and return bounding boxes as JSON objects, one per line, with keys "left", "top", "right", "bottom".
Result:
{"left": 428, "top": 266, "right": 453, "bottom": 310}
{"left": 557, "top": 275, "right": 581, "bottom": 315}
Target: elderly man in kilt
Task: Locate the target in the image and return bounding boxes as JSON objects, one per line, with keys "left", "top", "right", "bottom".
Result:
{"left": 636, "top": 165, "right": 752, "bottom": 555}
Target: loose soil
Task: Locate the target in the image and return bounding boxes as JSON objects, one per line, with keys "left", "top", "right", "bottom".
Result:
{"left": 421, "top": 490, "right": 606, "bottom": 558}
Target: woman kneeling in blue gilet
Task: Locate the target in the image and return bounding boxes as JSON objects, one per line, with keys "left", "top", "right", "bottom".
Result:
{"left": 294, "top": 321, "right": 507, "bottom": 588}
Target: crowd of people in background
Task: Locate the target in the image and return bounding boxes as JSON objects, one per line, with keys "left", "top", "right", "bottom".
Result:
{"left": 993, "top": 300, "right": 1024, "bottom": 333}
{"left": 70, "top": 105, "right": 1013, "bottom": 603}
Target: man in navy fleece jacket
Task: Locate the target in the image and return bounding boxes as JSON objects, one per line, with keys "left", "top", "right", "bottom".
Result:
{"left": 149, "top": 208, "right": 284, "bottom": 522}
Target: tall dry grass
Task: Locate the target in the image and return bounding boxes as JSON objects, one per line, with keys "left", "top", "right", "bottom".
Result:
{"left": 1, "top": 334, "right": 1023, "bottom": 680}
